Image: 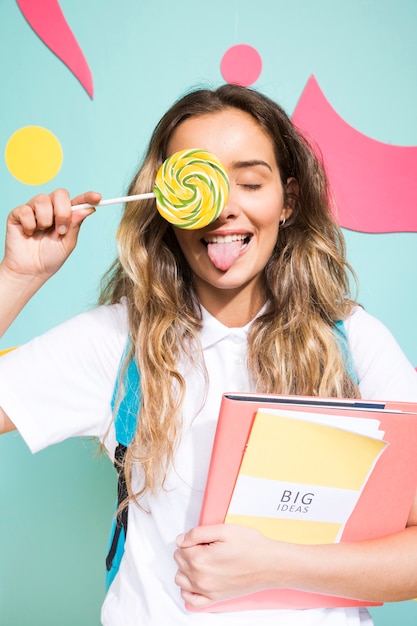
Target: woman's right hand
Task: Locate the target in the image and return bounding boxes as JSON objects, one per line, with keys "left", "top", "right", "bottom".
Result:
{"left": 1, "top": 188, "right": 100, "bottom": 282}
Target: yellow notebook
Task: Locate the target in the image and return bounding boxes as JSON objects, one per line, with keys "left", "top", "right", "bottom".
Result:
{"left": 225, "top": 408, "right": 387, "bottom": 544}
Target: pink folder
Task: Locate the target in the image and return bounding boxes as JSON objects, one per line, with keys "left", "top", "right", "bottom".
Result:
{"left": 189, "top": 393, "right": 417, "bottom": 612}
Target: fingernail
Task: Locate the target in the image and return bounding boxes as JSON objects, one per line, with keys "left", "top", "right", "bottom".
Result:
{"left": 176, "top": 534, "right": 185, "bottom": 545}
{"left": 57, "top": 225, "right": 68, "bottom": 235}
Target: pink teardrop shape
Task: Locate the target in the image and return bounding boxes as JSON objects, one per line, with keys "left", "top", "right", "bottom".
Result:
{"left": 17, "top": 0, "right": 93, "bottom": 98}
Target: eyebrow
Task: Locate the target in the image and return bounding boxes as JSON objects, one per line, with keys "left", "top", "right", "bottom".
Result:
{"left": 232, "top": 159, "right": 273, "bottom": 172}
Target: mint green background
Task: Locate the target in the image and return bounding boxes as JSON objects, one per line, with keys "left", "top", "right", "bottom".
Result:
{"left": 0, "top": 1, "right": 416, "bottom": 624}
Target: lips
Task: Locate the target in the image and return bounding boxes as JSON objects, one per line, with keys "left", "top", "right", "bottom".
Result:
{"left": 203, "top": 233, "right": 252, "bottom": 271}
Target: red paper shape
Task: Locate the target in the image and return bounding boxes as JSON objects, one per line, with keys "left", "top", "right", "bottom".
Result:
{"left": 220, "top": 44, "right": 262, "bottom": 87}
{"left": 17, "top": 0, "right": 93, "bottom": 99}
{"left": 292, "top": 75, "right": 417, "bottom": 233}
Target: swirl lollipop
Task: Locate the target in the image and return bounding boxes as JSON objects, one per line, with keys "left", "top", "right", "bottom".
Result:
{"left": 73, "top": 149, "right": 229, "bottom": 230}
{"left": 153, "top": 149, "right": 229, "bottom": 229}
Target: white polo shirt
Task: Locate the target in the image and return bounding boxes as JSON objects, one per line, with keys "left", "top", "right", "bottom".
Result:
{"left": 0, "top": 302, "right": 416, "bottom": 625}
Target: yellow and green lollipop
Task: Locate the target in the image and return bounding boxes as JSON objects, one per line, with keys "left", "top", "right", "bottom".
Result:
{"left": 154, "top": 149, "right": 229, "bottom": 230}
{"left": 73, "top": 148, "right": 229, "bottom": 230}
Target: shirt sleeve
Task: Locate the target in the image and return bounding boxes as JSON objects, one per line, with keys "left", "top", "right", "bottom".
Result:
{"left": 0, "top": 303, "right": 128, "bottom": 453}
{"left": 345, "top": 306, "right": 417, "bottom": 402}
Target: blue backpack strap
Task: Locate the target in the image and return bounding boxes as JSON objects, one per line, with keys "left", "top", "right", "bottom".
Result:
{"left": 105, "top": 341, "right": 141, "bottom": 589}
{"left": 334, "top": 319, "right": 359, "bottom": 385}
{"left": 112, "top": 351, "right": 141, "bottom": 447}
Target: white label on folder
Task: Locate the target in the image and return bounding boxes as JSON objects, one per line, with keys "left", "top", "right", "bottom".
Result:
{"left": 227, "top": 476, "right": 359, "bottom": 523}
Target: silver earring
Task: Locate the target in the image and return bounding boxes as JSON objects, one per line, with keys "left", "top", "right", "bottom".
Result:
{"left": 279, "top": 218, "right": 286, "bottom": 226}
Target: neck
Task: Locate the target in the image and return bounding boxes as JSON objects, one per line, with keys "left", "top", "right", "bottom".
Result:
{"left": 197, "top": 285, "right": 266, "bottom": 327}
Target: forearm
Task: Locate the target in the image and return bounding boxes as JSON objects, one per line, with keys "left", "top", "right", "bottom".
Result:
{"left": 275, "top": 526, "right": 417, "bottom": 602}
{"left": 175, "top": 523, "right": 417, "bottom": 607}
{"left": 0, "top": 262, "right": 45, "bottom": 338}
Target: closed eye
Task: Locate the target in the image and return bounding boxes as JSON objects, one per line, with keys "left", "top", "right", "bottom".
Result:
{"left": 240, "top": 184, "right": 261, "bottom": 190}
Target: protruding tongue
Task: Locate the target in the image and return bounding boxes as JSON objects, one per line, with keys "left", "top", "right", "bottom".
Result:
{"left": 207, "top": 240, "right": 242, "bottom": 271}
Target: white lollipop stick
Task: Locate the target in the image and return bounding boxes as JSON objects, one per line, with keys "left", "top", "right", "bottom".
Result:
{"left": 72, "top": 192, "right": 155, "bottom": 211}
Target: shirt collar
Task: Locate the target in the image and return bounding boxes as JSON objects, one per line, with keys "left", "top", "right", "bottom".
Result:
{"left": 199, "top": 305, "right": 265, "bottom": 349}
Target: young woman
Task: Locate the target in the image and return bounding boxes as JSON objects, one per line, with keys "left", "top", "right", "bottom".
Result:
{"left": 0, "top": 189, "right": 98, "bottom": 338}
{"left": 0, "top": 84, "right": 416, "bottom": 626}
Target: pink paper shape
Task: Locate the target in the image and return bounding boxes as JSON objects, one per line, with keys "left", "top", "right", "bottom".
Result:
{"left": 221, "top": 44, "right": 262, "bottom": 87}
{"left": 17, "top": 0, "right": 93, "bottom": 99}
{"left": 292, "top": 75, "right": 417, "bottom": 233}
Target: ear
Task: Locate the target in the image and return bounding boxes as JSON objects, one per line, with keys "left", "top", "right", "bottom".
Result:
{"left": 283, "top": 177, "right": 299, "bottom": 219}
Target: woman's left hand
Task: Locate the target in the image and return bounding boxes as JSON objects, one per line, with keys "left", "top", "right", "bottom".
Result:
{"left": 174, "top": 524, "right": 284, "bottom": 608}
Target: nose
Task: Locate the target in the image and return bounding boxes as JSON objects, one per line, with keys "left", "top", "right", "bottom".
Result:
{"left": 216, "top": 187, "right": 240, "bottom": 224}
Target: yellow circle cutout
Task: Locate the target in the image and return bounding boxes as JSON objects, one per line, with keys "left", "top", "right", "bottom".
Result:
{"left": 5, "top": 126, "right": 63, "bottom": 185}
{"left": 0, "top": 347, "right": 17, "bottom": 357}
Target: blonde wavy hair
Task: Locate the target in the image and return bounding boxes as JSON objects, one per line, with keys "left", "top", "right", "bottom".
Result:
{"left": 99, "top": 84, "right": 359, "bottom": 502}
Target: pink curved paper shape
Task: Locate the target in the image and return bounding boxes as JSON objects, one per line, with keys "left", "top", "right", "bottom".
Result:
{"left": 292, "top": 75, "right": 417, "bottom": 233}
{"left": 17, "top": 0, "right": 93, "bottom": 98}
